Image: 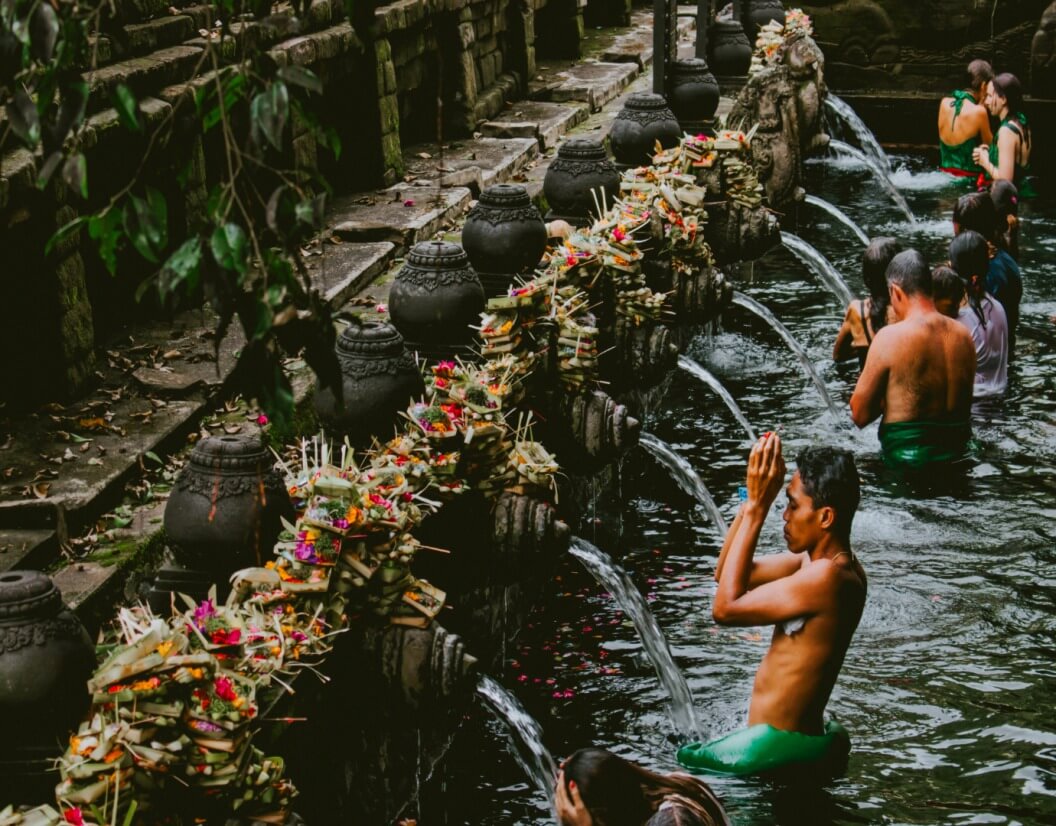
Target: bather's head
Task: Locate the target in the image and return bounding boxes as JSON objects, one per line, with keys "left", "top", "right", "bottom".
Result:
{"left": 783, "top": 447, "right": 860, "bottom": 550}
{"left": 931, "top": 265, "right": 965, "bottom": 318}
{"left": 885, "top": 248, "right": 932, "bottom": 318}
{"left": 953, "top": 191, "right": 997, "bottom": 241}
{"left": 966, "top": 59, "right": 993, "bottom": 101}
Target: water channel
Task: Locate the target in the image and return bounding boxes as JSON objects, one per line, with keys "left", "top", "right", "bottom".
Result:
{"left": 433, "top": 154, "right": 1056, "bottom": 824}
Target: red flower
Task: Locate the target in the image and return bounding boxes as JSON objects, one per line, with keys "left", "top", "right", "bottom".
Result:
{"left": 63, "top": 808, "right": 85, "bottom": 825}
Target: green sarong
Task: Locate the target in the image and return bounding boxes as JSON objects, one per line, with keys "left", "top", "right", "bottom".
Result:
{"left": 676, "top": 720, "right": 850, "bottom": 777}
{"left": 878, "top": 419, "right": 971, "bottom": 470}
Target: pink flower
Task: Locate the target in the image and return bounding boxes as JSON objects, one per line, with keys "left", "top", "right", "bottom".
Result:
{"left": 193, "top": 599, "right": 217, "bottom": 628}
{"left": 376, "top": 303, "right": 388, "bottom": 313}
{"left": 256, "top": 414, "right": 268, "bottom": 425}
{"left": 403, "top": 199, "right": 415, "bottom": 207}
{"left": 63, "top": 809, "right": 84, "bottom": 826}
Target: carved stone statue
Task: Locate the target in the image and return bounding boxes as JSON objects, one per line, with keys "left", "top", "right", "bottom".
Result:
{"left": 1032, "top": 1, "right": 1056, "bottom": 92}
{"left": 727, "top": 15, "right": 830, "bottom": 211}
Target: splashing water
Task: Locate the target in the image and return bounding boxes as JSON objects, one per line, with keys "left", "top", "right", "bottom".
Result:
{"left": 677, "top": 355, "right": 757, "bottom": 441}
{"left": 803, "top": 194, "right": 870, "bottom": 246}
{"left": 639, "top": 433, "right": 729, "bottom": 534}
{"left": 476, "top": 675, "right": 559, "bottom": 814}
{"left": 828, "top": 140, "right": 916, "bottom": 224}
{"left": 730, "top": 291, "right": 842, "bottom": 419}
{"left": 888, "top": 165, "right": 964, "bottom": 191}
{"left": 780, "top": 231, "right": 856, "bottom": 306}
{"left": 825, "top": 94, "right": 892, "bottom": 172}
{"left": 569, "top": 537, "right": 700, "bottom": 740}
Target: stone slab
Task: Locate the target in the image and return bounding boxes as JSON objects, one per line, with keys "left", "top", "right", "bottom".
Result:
{"left": 0, "top": 528, "right": 58, "bottom": 572}
{"left": 550, "top": 61, "right": 639, "bottom": 111}
{"left": 329, "top": 186, "right": 472, "bottom": 247}
{"left": 132, "top": 366, "right": 206, "bottom": 396}
{"left": 306, "top": 240, "right": 397, "bottom": 306}
{"left": 397, "top": 137, "right": 539, "bottom": 194}
{"left": 481, "top": 100, "right": 590, "bottom": 150}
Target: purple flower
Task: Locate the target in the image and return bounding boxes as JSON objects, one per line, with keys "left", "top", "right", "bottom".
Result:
{"left": 193, "top": 599, "right": 216, "bottom": 627}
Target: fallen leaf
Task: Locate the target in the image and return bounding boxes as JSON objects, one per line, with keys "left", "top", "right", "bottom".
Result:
{"left": 149, "top": 398, "right": 167, "bottom": 409}
{"left": 130, "top": 411, "right": 153, "bottom": 422}
{"left": 79, "top": 442, "right": 91, "bottom": 453}
{"left": 55, "top": 430, "right": 71, "bottom": 442}
{"left": 79, "top": 417, "right": 109, "bottom": 431}
{"left": 62, "top": 448, "right": 75, "bottom": 461}
{"left": 31, "top": 483, "right": 50, "bottom": 499}
{"left": 88, "top": 457, "right": 104, "bottom": 466}
{"left": 2, "top": 467, "right": 15, "bottom": 479}
{"left": 223, "top": 423, "right": 242, "bottom": 434}
{"left": 0, "top": 434, "right": 12, "bottom": 450}
{"left": 162, "top": 349, "right": 181, "bottom": 360}
{"left": 416, "top": 152, "right": 432, "bottom": 159}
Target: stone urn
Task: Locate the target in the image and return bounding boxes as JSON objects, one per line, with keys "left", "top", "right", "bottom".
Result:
{"left": 389, "top": 241, "right": 485, "bottom": 362}
{"left": 544, "top": 137, "right": 621, "bottom": 227}
{"left": 163, "top": 433, "right": 292, "bottom": 586}
{"left": 461, "top": 184, "right": 548, "bottom": 297}
{"left": 708, "top": 19, "right": 752, "bottom": 78}
{"left": 742, "top": 0, "right": 785, "bottom": 42}
{"left": 0, "top": 571, "right": 94, "bottom": 805}
{"left": 669, "top": 58, "right": 721, "bottom": 128}
{"left": 608, "top": 92, "right": 682, "bottom": 167}
{"left": 315, "top": 318, "right": 425, "bottom": 445}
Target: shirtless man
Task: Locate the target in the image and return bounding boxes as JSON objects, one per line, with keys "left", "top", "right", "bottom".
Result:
{"left": 850, "top": 249, "right": 976, "bottom": 468}
{"left": 938, "top": 59, "right": 993, "bottom": 177}
{"left": 677, "top": 438, "right": 865, "bottom": 775}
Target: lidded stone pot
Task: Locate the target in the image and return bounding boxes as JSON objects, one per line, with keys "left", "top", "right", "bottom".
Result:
{"left": 314, "top": 318, "right": 425, "bottom": 444}
{"left": 461, "top": 184, "right": 548, "bottom": 297}
{"left": 742, "top": 0, "right": 785, "bottom": 42}
{"left": 163, "top": 433, "right": 292, "bottom": 577}
{"left": 389, "top": 241, "right": 485, "bottom": 358}
{"left": 669, "top": 58, "right": 721, "bottom": 125}
{"left": 543, "top": 137, "right": 621, "bottom": 226}
{"left": 0, "top": 570, "right": 94, "bottom": 804}
{"left": 608, "top": 92, "right": 682, "bottom": 167}
{"left": 708, "top": 19, "right": 753, "bottom": 77}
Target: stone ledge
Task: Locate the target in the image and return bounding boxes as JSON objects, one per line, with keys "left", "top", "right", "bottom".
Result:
{"left": 398, "top": 137, "right": 539, "bottom": 195}
{"left": 307, "top": 240, "right": 398, "bottom": 307}
{"left": 481, "top": 100, "right": 590, "bottom": 150}
{"left": 329, "top": 185, "right": 473, "bottom": 247}
{"left": 0, "top": 528, "right": 58, "bottom": 573}
{"left": 550, "top": 61, "right": 640, "bottom": 111}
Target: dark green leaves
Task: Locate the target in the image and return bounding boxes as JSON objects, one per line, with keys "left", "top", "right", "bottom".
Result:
{"left": 158, "top": 237, "right": 203, "bottom": 296}
{"left": 198, "top": 71, "right": 247, "bottom": 132}
{"left": 210, "top": 223, "right": 248, "bottom": 274}
{"left": 123, "top": 187, "right": 168, "bottom": 263}
{"left": 29, "top": 2, "right": 59, "bottom": 62}
{"left": 277, "top": 65, "right": 321, "bottom": 94}
{"left": 62, "top": 152, "right": 87, "bottom": 198}
{"left": 250, "top": 80, "right": 288, "bottom": 151}
{"left": 294, "top": 193, "right": 326, "bottom": 232}
{"left": 88, "top": 209, "right": 125, "bottom": 275}
{"left": 7, "top": 86, "right": 40, "bottom": 147}
{"left": 113, "top": 83, "right": 141, "bottom": 132}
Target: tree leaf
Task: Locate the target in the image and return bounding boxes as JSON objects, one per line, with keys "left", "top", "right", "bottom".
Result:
{"left": 250, "top": 80, "right": 288, "bottom": 151}
{"left": 51, "top": 80, "right": 89, "bottom": 148}
{"left": 124, "top": 195, "right": 158, "bottom": 263}
{"left": 113, "top": 83, "right": 141, "bottom": 132}
{"left": 158, "top": 237, "right": 202, "bottom": 296}
{"left": 145, "top": 186, "right": 168, "bottom": 250}
{"left": 6, "top": 86, "right": 40, "bottom": 147}
{"left": 29, "top": 2, "right": 58, "bottom": 62}
{"left": 62, "top": 153, "right": 88, "bottom": 199}
{"left": 265, "top": 185, "right": 296, "bottom": 236}
{"left": 210, "top": 223, "right": 248, "bottom": 273}
{"left": 36, "top": 150, "right": 62, "bottom": 188}
{"left": 294, "top": 193, "right": 326, "bottom": 231}
{"left": 278, "top": 65, "right": 322, "bottom": 94}
{"left": 45, "top": 215, "right": 89, "bottom": 256}
{"left": 89, "top": 210, "right": 124, "bottom": 275}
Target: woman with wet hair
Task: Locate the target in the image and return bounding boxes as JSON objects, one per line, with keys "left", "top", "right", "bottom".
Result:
{"left": 832, "top": 236, "right": 902, "bottom": 368}
{"left": 938, "top": 59, "right": 994, "bottom": 177}
{"left": 949, "top": 231, "right": 1008, "bottom": 398}
{"left": 990, "top": 179, "right": 1020, "bottom": 260}
{"left": 972, "top": 73, "right": 1036, "bottom": 197}
{"left": 556, "top": 748, "right": 730, "bottom": 826}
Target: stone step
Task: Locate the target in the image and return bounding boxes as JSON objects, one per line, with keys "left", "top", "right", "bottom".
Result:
{"left": 480, "top": 100, "right": 591, "bottom": 150}
{"left": 307, "top": 240, "right": 397, "bottom": 307}
{"left": 329, "top": 185, "right": 473, "bottom": 247}
{"left": 549, "top": 61, "right": 640, "bottom": 111}
{"left": 399, "top": 137, "right": 540, "bottom": 194}
{"left": 0, "top": 528, "right": 59, "bottom": 572}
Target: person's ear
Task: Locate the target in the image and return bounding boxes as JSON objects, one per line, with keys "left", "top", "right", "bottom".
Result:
{"left": 818, "top": 505, "right": 836, "bottom": 532}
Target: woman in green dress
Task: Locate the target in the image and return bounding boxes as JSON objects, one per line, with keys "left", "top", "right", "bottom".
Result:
{"left": 973, "top": 73, "right": 1036, "bottom": 198}
{"left": 938, "top": 59, "right": 993, "bottom": 177}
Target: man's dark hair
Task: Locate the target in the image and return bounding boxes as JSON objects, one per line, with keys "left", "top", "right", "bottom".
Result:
{"left": 796, "top": 447, "right": 860, "bottom": 541}
{"left": 967, "top": 59, "right": 993, "bottom": 93}
{"left": 953, "top": 191, "right": 997, "bottom": 240}
{"left": 862, "top": 237, "right": 902, "bottom": 332}
{"left": 931, "top": 265, "right": 966, "bottom": 308}
{"left": 886, "top": 249, "right": 932, "bottom": 297}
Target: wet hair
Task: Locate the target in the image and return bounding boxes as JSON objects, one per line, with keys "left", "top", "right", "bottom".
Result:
{"left": 967, "top": 59, "right": 993, "bottom": 94}
{"left": 990, "top": 180, "right": 1020, "bottom": 258}
{"left": 562, "top": 748, "right": 728, "bottom": 826}
{"left": 953, "top": 191, "right": 997, "bottom": 241}
{"left": 795, "top": 447, "right": 860, "bottom": 542}
{"left": 991, "top": 73, "right": 1031, "bottom": 150}
{"left": 862, "top": 237, "right": 901, "bottom": 332}
{"left": 931, "top": 265, "right": 966, "bottom": 312}
{"left": 885, "top": 249, "right": 932, "bottom": 298}
{"left": 949, "top": 230, "right": 990, "bottom": 328}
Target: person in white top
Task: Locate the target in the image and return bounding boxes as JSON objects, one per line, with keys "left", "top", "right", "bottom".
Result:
{"left": 949, "top": 230, "right": 1009, "bottom": 398}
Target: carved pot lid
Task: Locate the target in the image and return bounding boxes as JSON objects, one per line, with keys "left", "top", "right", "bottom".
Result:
{"left": 187, "top": 433, "right": 268, "bottom": 472}
{"left": 475, "top": 183, "right": 533, "bottom": 209}
{"left": 336, "top": 318, "right": 405, "bottom": 359}
{"left": 673, "top": 57, "right": 717, "bottom": 78}
{"left": 0, "top": 571, "right": 62, "bottom": 622}
{"left": 555, "top": 136, "right": 610, "bottom": 162}
{"left": 405, "top": 240, "right": 471, "bottom": 270}
{"left": 620, "top": 92, "right": 674, "bottom": 114}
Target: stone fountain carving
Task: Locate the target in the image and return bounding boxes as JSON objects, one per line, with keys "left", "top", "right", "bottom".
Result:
{"left": 1033, "top": 2, "right": 1056, "bottom": 92}
{"left": 727, "top": 11, "right": 829, "bottom": 211}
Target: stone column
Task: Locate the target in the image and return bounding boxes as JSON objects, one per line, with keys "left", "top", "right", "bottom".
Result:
{"left": 374, "top": 36, "right": 404, "bottom": 185}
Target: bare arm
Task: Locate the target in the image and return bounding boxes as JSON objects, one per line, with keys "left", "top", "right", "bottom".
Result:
{"left": 974, "top": 106, "right": 993, "bottom": 146}
{"left": 850, "top": 329, "right": 891, "bottom": 427}
{"left": 715, "top": 503, "right": 801, "bottom": 586}
{"left": 832, "top": 303, "right": 858, "bottom": 362}
{"left": 995, "top": 127, "right": 1017, "bottom": 181}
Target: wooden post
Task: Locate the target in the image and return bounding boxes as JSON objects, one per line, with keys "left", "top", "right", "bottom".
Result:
{"left": 653, "top": 0, "right": 667, "bottom": 94}
{"left": 696, "top": 0, "right": 709, "bottom": 59}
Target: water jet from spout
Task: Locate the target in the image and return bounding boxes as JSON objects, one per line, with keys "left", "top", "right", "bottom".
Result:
{"left": 780, "top": 231, "right": 856, "bottom": 307}
{"left": 803, "top": 194, "right": 870, "bottom": 246}
{"left": 677, "top": 356, "right": 757, "bottom": 441}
